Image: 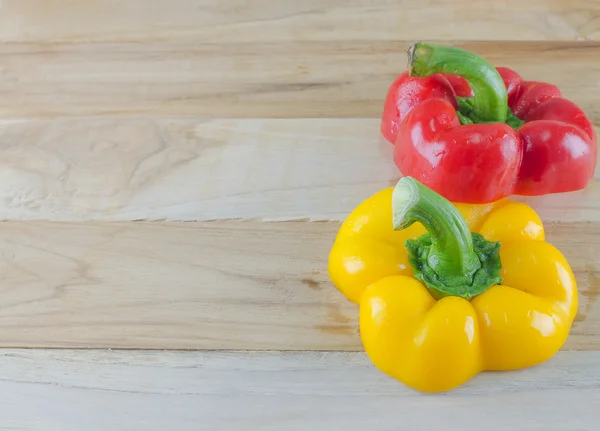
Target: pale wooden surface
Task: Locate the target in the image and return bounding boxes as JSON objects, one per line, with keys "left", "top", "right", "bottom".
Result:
{"left": 1, "top": 41, "right": 599, "bottom": 119}
{"left": 0, "top": 350, "right": 599, "bottom": 430}
{"left": 1, "top": 0, "right": 600, "bottom": 429}
{"left": 2, "top": 0, "right": 599, "bottom": 43}
{"left": 0, "top": 220, "right": 598, "bottom": 351}
{"left": 0, "top": 118, "right": 598, "bottom": 222}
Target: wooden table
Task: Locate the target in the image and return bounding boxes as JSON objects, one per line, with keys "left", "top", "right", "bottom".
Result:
{"left": 1, "top": 1, "right": 599, "bottom": 429}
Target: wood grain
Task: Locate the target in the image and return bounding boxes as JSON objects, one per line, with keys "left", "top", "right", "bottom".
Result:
{"left": 0, "top": 220, "right": 596, "bottom": 350}
{"left": 0, "top": 118, "right": 397, "bottom": 222}
{"left": 0, "top": 349, "right": 598, "bottom": 430}
{"left": 1, "top": 41, "right": 598, "bottom": 119}
{"left": 1, "top": 1, "right": 600, "bottom": 424}
{"left": 1, "top": 0, "right": 599, "bottom": 43}
{"left": 0, "top": 118, "right": 597, "bottom": 222}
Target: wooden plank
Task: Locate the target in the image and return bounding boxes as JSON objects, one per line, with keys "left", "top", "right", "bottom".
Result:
{"left": 0, "top": 349, "right": 598, "bottom": 430}
{"left": 0, "top": 220, "right": 597, "bottom": 350}
{"left": 1, "top": 0, "right": 598, "bottom": 43}
{"left": 0, "top": 118, "right": 396, "bottom": 222}
{"left": 0, "top": 41, "right": 598, "bottom": 119}
{"left": 0, "top": 118, "right": 598, "bottom": 222}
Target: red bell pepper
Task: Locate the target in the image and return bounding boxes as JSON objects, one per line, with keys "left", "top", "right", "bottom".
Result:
{"left": 380, "top": 42, "right": 597, "bottom": 204}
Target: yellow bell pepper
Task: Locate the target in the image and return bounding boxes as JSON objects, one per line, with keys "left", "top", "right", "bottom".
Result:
{"left": 328, "top": 177, "right": 578, "bottom": 393}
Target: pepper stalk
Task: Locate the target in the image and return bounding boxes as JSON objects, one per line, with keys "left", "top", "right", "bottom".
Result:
{"left": 408, "top": 42, "right": 523, "bottom": 127}
{"left": 392, "top": 177, "right": 502, "bottom": 300}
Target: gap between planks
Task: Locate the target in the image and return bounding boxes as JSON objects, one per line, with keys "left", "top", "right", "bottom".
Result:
{"left": 0, "top": 118, "right": 598, "bottom": 222}
{"left": 0, "top": 349, "right": 598, "bottom": 430}
{"left": 0, "top": 220, "right": 597, "bottom": 351}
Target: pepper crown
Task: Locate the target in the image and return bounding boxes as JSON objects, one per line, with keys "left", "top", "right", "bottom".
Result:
{"left": 408, "top": 42, "right": 524, "bottom": 128}
{"left": 392, "top": 177, "right": 502, "bottom": 300}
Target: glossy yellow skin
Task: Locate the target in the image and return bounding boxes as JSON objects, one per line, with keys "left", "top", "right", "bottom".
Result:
{"left": 328, "top": 188, "right": 578, "bottom": 393}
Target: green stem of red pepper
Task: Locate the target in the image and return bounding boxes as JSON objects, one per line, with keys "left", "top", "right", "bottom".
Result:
{"left": 392, "top": 177, "right": 503, "bottom": 300}
{"left": 408, "top": 42, "right": 510, "bottom": 125}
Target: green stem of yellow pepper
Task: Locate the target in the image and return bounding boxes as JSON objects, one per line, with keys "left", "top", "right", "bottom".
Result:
{"left": 392, "top": 177, "right": 503, "bottom": 300}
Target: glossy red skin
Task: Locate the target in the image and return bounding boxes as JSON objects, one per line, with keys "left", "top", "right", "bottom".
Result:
{"left": 381, "top": 72, "right": 457, "bottom": 144}
{"left": 517, "top": 99, "right": 597, "bottom": 195}
{"left": 381, "top": 67, "right": 597, "bottom": 203}
{"left": 394, "top": 99, "right": 522, "bottom": 203}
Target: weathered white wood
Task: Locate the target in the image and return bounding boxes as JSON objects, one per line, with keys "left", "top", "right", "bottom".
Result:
{"left": 0, "top": 118, "right": 396, "bottom": 221}
{"left": 1, "top": 0, "right": 598, "bottom": 43}
{"left": 0, "top": 350, "right": 598, "bottom": 430}
{"left": 0, "top": 220, "right": 596, "bottom": 350}
{"left": 0, "top": 4, "right": 597, "bottom": 427}
{"left": 0, "top": 118, "right": 597, "bottom": 222}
